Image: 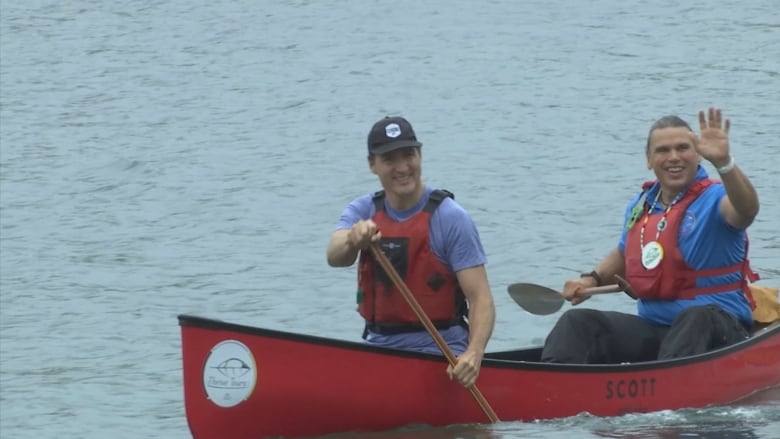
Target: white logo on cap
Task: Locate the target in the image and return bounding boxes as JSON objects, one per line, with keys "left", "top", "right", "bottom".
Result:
{"left": 385, "top": 123, "right": 402, "bottom": 138}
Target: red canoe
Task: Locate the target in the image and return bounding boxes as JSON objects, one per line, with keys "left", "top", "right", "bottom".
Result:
{"left": 179, "top": 315, "right": 780, "bottom": 439}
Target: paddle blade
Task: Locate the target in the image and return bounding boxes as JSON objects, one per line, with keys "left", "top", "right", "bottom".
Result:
{"left": 507, "top": 283, "right": 565, "bottom": 315}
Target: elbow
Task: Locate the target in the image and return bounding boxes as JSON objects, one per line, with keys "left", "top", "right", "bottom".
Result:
{"left": 326, "top": 251, "right": 340, "bottom": 267}
{"left": 742, "top": 203, "right": 760, "bottom": 226}
{"left": 732, "top": 204, "right": 759, "bottom": 229}
{"left": 749, "top": 203, "right": 760, "bottom": 220}
{"left": 326, "top": 251, "right": 352, "bottom": 268}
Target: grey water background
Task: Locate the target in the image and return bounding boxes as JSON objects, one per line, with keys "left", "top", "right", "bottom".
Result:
{"left": 1, "top": 0, "right": 779, "bottom": 438}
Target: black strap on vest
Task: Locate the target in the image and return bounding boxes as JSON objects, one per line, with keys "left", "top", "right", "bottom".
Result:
{"left": 424, "top": 189, "right": 454, "bottom": 213}
{"left": 371, "top": 189, "right": 454, "bottom": 213}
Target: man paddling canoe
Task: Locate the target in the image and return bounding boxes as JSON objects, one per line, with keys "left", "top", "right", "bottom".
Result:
{"left": 327, "top": 116, "right": 496, "bottom": 387}
{"left": 543, "top": 107, "right": 760, "bottom": 364}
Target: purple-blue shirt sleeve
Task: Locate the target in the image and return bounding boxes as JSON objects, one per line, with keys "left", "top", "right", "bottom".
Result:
{"left": 428, "top": 198, "right": 487, "bottom": 272}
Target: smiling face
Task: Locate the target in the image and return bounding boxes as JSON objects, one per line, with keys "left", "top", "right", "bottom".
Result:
{"left": 646, "top": 126, "right": 701, "bottom": 200}
{"left": 368, "top": 147, "right": 423, "bottom": 210}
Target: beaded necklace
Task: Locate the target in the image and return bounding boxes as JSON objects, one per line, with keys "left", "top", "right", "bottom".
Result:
{"left": 639, "top": 189, "right": 684, "bottom": 249}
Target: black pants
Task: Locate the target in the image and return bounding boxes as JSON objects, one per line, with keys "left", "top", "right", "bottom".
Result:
{"left": 540, "top": 305, "right": 750, "bottom": 364}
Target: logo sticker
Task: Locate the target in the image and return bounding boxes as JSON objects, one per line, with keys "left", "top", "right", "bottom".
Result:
{"left": 203, "top": 340, "right": 256, "bottom": 408}
{"left": 680, "top": 213, "right": 696, "bottom": 236}
{"left": 385, "top": 123, "right": 401, "bottom": 138}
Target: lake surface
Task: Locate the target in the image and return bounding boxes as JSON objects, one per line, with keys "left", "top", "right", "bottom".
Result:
{"left": 1, "top": 0, "right": 778, "bottom": 438}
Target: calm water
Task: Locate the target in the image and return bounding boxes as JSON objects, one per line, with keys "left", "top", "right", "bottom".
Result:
{"left": 1, "top": 0, "right": 779, "bottom": 438}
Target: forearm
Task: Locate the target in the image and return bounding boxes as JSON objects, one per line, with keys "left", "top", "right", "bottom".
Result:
{"left": 326, "top": 229, "right": 360, "bottom": 267}
{"left": 454, "top": 265, "right": 495, "bottom": 354}
{"left": 465, "top": 293, "right": 495, "bottom": 354}
{"left": 592, "top": 247, "right": 625, "bottom": 286}
{"left": 718, "top": 162, "right": 760, "bottom": 225}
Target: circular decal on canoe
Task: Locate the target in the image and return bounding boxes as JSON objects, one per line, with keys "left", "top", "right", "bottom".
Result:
{"left": 203, "top": 340, "right": 256, "bottom": 408}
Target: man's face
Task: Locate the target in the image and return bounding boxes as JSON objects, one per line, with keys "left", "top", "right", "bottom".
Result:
{"left": 369, "top": 147, "right": 422, "bottom": 204}
{"left": 646, "top": 126, "right": 701, "bottom": 196}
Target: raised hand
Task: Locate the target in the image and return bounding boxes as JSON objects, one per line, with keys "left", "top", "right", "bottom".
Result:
{"left": 692, "top": 107, "right": 731, "bottom": 168}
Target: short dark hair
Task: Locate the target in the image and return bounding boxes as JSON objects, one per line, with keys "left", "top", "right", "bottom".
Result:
{"left": 646, "top": 115, "right": 692, "bottom": 153}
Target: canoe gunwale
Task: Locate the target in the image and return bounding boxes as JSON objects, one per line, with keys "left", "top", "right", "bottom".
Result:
{"left": 178, "top": 313, "right": 780, "bottom": 373}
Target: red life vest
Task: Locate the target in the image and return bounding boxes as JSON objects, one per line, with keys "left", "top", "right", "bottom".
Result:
{"left": 357, "top": 190, "right": 466, "bottom": 332}
{"left": 625, "top": 179, "right": 757, "bottom": 307}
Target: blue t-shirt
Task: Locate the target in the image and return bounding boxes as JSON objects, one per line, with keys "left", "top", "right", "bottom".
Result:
{"left": 618, "top": 166, "right": 753, "bottom": 327}
{"left": 335, "top": 185, "right": 487, "bottom": 352}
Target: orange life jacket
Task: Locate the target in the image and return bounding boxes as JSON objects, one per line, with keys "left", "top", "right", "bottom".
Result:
{"left": 624, "top": 179, "right": 757, "bottom": 306}
{"left": 357, "top": 190, "right": 466, "bottom": 333}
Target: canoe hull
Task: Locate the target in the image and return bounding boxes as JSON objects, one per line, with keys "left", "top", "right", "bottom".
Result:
{"left": 179, "top": 315, "right": 780, "bottom": 439}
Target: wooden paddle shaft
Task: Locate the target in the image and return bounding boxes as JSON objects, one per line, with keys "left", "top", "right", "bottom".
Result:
{"left": 583, "top": 284, "right": 623, "bottom": 295}
{"left": 369, "top": 243, "right": 500, "bottom": 423}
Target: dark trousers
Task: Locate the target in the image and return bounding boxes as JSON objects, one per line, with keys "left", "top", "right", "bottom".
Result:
{"left": 540, "top": 305, "right": 750, "bottom": 364}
